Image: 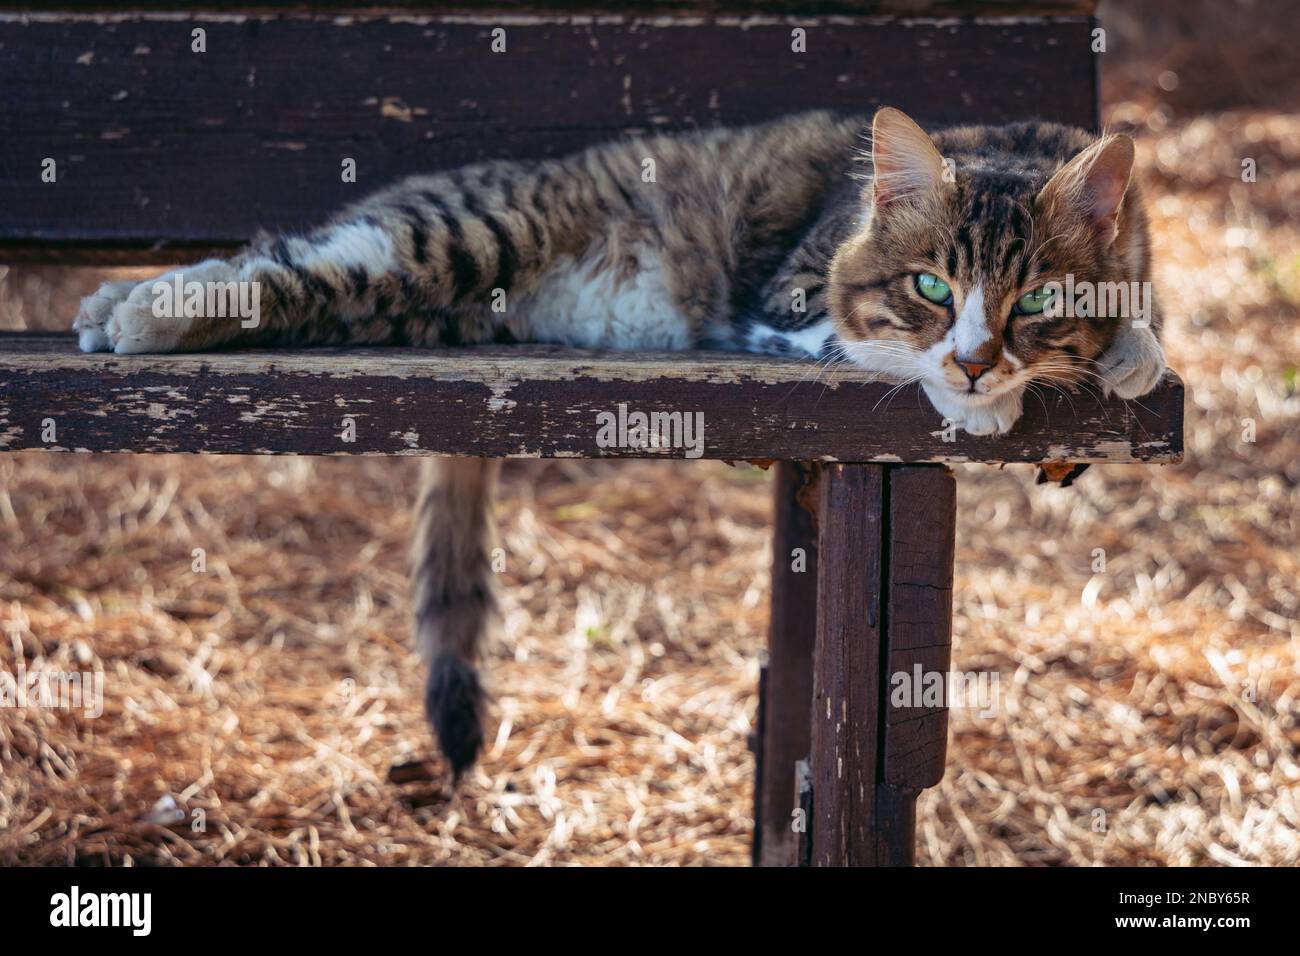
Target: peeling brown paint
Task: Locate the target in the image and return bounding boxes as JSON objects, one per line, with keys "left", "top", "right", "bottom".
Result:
{"left": 0, "top": 334, "right": 1183, "bottom": 464}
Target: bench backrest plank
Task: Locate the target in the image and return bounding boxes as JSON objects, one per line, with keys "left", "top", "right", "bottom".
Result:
{"left": 0, "top": 12, "right": 1096, "bottom": 261}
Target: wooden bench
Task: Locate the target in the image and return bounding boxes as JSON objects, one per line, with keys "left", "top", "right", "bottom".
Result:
{"left": 0, "top": 1, "right": 1183, "bottom": 867}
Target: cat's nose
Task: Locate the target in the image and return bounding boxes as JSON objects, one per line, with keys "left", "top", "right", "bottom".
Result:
{"left": 956, "top": 358, "right": 994, "bottom": 383}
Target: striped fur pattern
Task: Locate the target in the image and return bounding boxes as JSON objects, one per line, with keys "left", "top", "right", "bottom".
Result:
{"left": 75, "top": 108, "right": 1166, "bottom": 776}
{"left": 410, "top": 458, "right": 499, "bottom": 778}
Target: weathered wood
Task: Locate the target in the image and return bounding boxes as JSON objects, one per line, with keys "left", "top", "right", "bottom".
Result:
{"left": 0, "top": 334, "right": 1184, "bottom": 463}
{"left": 0, "top": 3, "right": 1100, "bottom": 14}
{"left": 755, "top": 461, "right": 819, "bottom": 866}
{"left": 808, "top": 462, "right": 956, "bottom": 866}
{"left": 794, "top": 758, "right": 814, "bottom": 867}
{"left": 0, "top": 14, "right": 1097, "bottom": 261}
{"left": 877, "top": 464, "right": 955, "bottom": 865}
{"left": 750, "top": 660, "right": 769, "bottom": 866}
{"left": 810, "top": 463, "right": 885, "bottom": 866}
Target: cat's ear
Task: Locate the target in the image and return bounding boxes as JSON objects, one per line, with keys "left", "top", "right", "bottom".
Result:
{"left": 870, "top": 107, "right": 947, "bottom": 209}
{"left": 1037, "top": 134, "right": 1135, "bottom": 243}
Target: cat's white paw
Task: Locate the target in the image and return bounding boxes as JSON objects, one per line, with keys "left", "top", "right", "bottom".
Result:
{"left": 105, "top": 274, "right": 192, "bottom": 354}
{"left": 73, "top": 279, "right": 135, "bottom": 352}
{"left": 960, "top": 389, "right": 1023, "bottom": 436}
{"left": 923, "top": 383, "right": 1024, "bottom": 436}
{"left": 84, "top": 260, "right": 239, "bottom": 354}
{"left": 1098, "top": 323, "right": 1166, "bottom": 400}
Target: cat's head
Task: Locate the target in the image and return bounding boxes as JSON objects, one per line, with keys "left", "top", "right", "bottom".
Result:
{"left": 827, "top": 107, "right": 1150, "bottom": 415}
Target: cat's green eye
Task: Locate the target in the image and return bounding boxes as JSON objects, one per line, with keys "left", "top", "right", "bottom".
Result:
{"left": 915, "top": 273, "right": 952, "bottom": 305}
{"left": 1015, "top": 287, "right": 1054, "bottom": 315}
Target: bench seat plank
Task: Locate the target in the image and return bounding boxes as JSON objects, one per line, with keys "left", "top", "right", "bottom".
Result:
{"left": 0, "top": 333, "right": 1183, "bottom": 462}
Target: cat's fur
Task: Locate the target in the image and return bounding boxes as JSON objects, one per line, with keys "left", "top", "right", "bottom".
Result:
{"left": 75, "top": 108, "right": 1166, "bottom": 777}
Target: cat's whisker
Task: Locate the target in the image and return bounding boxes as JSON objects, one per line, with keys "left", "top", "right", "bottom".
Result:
{"left": 799, "top": 349, "right": 851, "bottom": 387}
{"left": 790, "top": 334, "right": 925, "bottom": 405}
{"left": 1032, "top": 365, "right": 1112, "bottom": 404}
{"left": 1039, "top": 386, "right": 1078, "bottom": 419}
{"left": 1027, "top": 229, "right": 1078, "bottom": 261}
{"left": 871, "top": 374, "right": 925, "bottom": 413}
{"left": 1012, "top": 198, "right": 1037, "bottom": 251}
{"left": 1032, "top": 371, "right": 1117, "bottom": 424}
{"left": 1029, "top": 375, "right": 1082, "bottom": 415}
{"left": 1055, "top": 357, "right": 1163, "bottom": 413}
{"left": 784, "top": 345, "right": 851, "bottom": 398}
{"left": 1025, "top": 382, "right": 1053, "bottom": 419}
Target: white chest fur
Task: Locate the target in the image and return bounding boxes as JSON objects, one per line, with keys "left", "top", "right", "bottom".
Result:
{"left": 514, "top": 246, "right": 692, "bottom": 350}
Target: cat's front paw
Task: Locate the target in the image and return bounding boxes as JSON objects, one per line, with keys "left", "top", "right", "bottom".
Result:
{"left": 922, "top": 383, "right": 1024, "bottom": 436}
{"left": 959, "top": 390, "right": 1023, "bottom": 436}
{"left": 1098, "top": 324, "right": 1166, "bottom": 400}
{"left": 104, "top": 273, "right": 193, "bottom": 354}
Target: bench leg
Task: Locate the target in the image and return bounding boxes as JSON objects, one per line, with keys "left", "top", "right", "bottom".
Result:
{"left": 809, "top": 463, "right": 955, "bottom": 866}
{"left": 753, "top": 461, "right": 819, "bottom": 867}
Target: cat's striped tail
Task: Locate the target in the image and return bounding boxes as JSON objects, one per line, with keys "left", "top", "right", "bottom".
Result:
{"left": 410, "top": 457, "right": 501, "bottom": 779}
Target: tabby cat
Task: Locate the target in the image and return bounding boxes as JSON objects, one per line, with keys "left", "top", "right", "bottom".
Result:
{"left": 74, "top": 107, "right": 1166, "bottom": 776}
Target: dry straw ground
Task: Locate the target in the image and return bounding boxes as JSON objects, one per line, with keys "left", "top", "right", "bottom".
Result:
{"left": 1, "top": 0, "right": 1297, "bottom": 865}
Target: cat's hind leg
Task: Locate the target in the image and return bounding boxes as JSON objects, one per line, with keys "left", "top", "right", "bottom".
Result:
{"left": 73, "top": 278, "right": 136, "bottom": 352}
{"left": 78, "top": 259, "right": 259, "bottom": 354}
{"left": 75, "top": 227, "right": 413, "bottom": 355}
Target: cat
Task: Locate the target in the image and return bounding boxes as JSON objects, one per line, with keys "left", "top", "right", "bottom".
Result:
{"left": 74, "top": 107, "right": 1166, "bottom": 777}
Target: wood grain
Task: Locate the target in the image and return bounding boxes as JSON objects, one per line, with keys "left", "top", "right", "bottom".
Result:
{"left": 0, "top": 334, "right": 1184, "bottom": 462}
{"left": 0, "top": 14, "right": 1097, "bottom": 261}
{"left": 755, "top": 461, "right": 819, "bottom": 866}
{"left": 875, "top": 465, "right": 956, "bottom": 864}
{"left": 807, "top": 463, "right": 956, "bottom": 866}
{"left": 810, "top": 462, "right": 884, "bottom": 866}
{"left": 883, "top": 466, "right": 955, "bottom": 791}
{"left": 0, "top": 3, "right": 1099, "bottom": 14}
